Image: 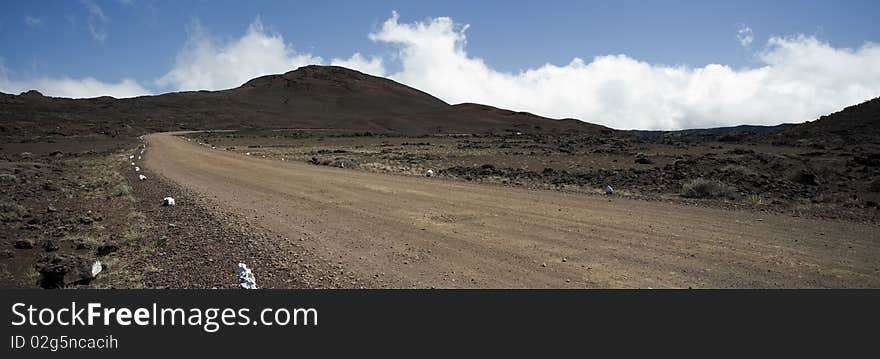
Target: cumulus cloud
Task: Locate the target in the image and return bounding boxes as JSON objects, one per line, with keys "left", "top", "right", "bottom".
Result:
{"left": 737, "top": 25, "right": 754, "bottom": 47}
{"left": 80, "top": 0, "right": 108, "bottom": 42}
{"left": 4, "top": 12, "right": 879, "bottom": 129}
{"left": 0, "top": 65, "right": 150, "bottom": 98}
{"left": 156, "top": 18, "right": 323, "bottom": 91}
{"left": 369, "top": 12, "right": 880, "bottom": 129}
{"left": 330, "top": 53, "right": 385, "bottom": 77}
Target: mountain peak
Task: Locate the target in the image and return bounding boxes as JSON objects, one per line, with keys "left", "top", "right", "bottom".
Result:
{"left": 241, "top": 65, "right": 373, "bottom": 89}
{"left": 283, "top": 65, "right": 369, "bottom": 80}
{"left": 235, "top": 65, "right": 449, "bottom": 114}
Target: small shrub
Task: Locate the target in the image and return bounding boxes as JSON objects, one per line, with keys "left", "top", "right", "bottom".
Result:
{"left": 70, "top": 235, "right": 103, "bottom": 250}
{"left": 0, "top": 200, "right": 27, "bottom": 222}
{"left": 682, "top": 178, "right": 735, "bottom": 199}
{"left": 0, "top": 174, "right": 17, "bottom": 183}
{"left": 745, "top": 194, "right": 764, "bottom": 205}
{"left": 113, "top": 183, "right": 133, "bottom": 197}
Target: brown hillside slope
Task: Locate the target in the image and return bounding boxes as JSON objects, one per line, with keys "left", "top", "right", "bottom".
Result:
{"left": 0, "top": 65, "right": 607, "bottom": 140}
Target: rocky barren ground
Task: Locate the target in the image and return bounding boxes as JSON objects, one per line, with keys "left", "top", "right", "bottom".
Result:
{"left": 0, "top": 138, "right": 362, "bottom": 288}
{"left": 187, "top": 127, "right": 880, "bottom": 224}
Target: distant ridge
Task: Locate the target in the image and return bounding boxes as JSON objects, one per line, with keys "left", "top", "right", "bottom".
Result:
{"left": 0, "top": 65, "right": 607, "bottom": 137}
{"left": 769, "top": 97, "right": 880, "bottom": 147}
{"left": 0, "top": 65, "right": 877, "bottom": 143}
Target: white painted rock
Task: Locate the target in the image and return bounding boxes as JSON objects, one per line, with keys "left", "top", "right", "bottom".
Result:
{"left": 425, "top": 169, "right": 434, "bottom": 177}
{"left": 135, "top": 166, "right": 140, "bottom": 172}
{"left": 138, "top": 174, "right": 147, "bottom": 181}
{"left": 91, "top": 261, "right": 103, "bottom": 277}
{"left": 162, "top": 197, "right": 176, "bottom": 206}
{"left": 129, "top": 155, "right": 134, "bottom": 160}
{"left": 237, "top": 263, "right": 257, "bottom": 289}
{"left": 604, "top": 184, "right": 614, "bottom": 195}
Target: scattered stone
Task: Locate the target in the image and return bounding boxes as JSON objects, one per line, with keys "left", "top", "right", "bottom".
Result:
{"left": 42, "top": 181, "right": 59, "bottom": 191}
{"left": 42, "top": 240, "right": 59, "bottom": 252}
{"left": 79, "top": 216, "right": 94, "bottom": 224}
{"left": 237, "top": 263, "right": 257, "bottom": 289}
{"left": 634, "top": 156, "right": 654, "bottom": 165}
{"left": 14, "top": 239, "right": 34, "bottom": 249}
{"left": 791, "top": 170, "right": 818, "bottom": 186}
{"left": 34, "top": 253, "right": 102, "bottom": 288}
{"left": 96, "top": 244, "right": 119, "bottom": 256}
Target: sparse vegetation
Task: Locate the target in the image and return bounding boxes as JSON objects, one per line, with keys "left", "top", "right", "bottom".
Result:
{"left": 0, "top": 174, "right": 17, "bottom": 183}
{"left": 745, "top": 194, "right": 764, "bottom": 205}
{"left": 68, "top": 234, "right": 104, "bottom": 250}
{"left": 113, "top": 183, "right": 133, "bottom": 197}
{"left": 0, "top": 200, "right": 27, "bottom": 222}
{"left": 123, "top": 228, "right": 144, "bottom": 243}
{"left": 681, "top": 178, "right": 735, "bottom": 199}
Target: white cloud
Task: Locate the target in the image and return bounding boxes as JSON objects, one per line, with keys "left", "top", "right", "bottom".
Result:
{"left": 156, "top": 18, "right": 323, "bottom": 91}
{"left": 80, "top": 0, "right": 108, "bottom": 42}
{"left": 25, "top": 16, "right": 45, "bottom": 29}
{"left": 330, "top": 53, "right": 385, "bottom": 77}
{"left": 4, "top": 13, "right": 879, "bottom": 129}
{"left": 0, "top": 68, "right": 150, "bottom": 99}
{"left": 737, "top": 25, "right": 754, "bottom": 47}
{"left": 368, "top": 12, "right": 880, "bottom": 129}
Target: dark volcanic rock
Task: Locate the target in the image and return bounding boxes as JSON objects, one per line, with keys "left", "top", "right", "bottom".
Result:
{"left": 14, "top": 239, "right": 34, "bottom": 249}
{"left": 791, "top": 171, "right": 818, "bottom": 186}
{"left": 634, "top": 157, "right": 654, "bottom": 165}
{"left": 96, "top": 243, "right": 119, "bottom": 257}
{"left": 35, "top": 253, "right": 100, "bottom": 288}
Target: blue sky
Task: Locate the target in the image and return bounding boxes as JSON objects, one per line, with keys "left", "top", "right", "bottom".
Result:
{"left": 2, "top": 0, "right": 879, "bottom": 129}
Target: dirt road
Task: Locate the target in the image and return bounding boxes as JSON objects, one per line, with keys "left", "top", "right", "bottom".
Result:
{"left": 144, "top": 132, "right": 880, "bottom": 288}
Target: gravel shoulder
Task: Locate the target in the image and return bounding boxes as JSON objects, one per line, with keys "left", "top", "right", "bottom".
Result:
{"left": 144, "top": 132, "right": 880, "bottom": 288}
{"left": 116, "top": 150, "right": 369, "bottom": 289}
